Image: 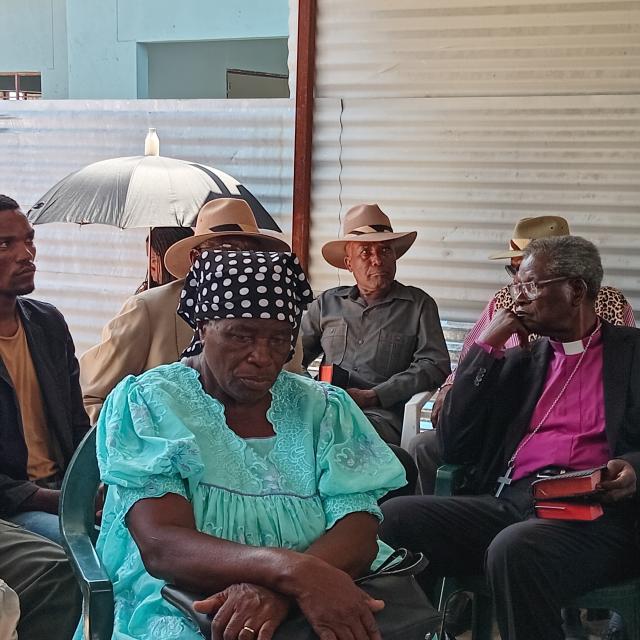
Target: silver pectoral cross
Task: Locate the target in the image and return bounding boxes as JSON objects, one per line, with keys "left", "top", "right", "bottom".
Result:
{"left": 495, "top": 465, "right": 514, "bottom": 498}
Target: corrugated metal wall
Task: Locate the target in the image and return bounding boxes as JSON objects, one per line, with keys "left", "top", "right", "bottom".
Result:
{"left": 308, "top": 0, "right": 640, "bottom": 322}
{"left": 3, "top": 1, "right": 639, "bottom": 356}
{"left": 315, "top": 0, "right": 640, "bottom": 98}
{"left": 1, "top": 99, "right": 294, "bottom": 353}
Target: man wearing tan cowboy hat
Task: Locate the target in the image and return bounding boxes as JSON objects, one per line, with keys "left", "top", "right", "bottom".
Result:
{"left": 411, "top": 215, "right": 635, "bottom": 496}
{"left": 301, "top": 203, "right": 451, "bottom": 446}
{"left": 80, "top": 197, "right": 295, "bottom": 423}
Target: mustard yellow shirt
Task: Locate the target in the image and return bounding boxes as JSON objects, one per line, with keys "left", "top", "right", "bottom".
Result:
{"left": 0, "top": 317, "right": 58, "bottom": 480}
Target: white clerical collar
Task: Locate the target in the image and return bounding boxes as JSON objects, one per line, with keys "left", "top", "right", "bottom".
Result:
{"left": 550, "top": 321, "right": 602, "bottom": 356}
{"left": 560, "top": 340, "right": 584, "bottom": 355}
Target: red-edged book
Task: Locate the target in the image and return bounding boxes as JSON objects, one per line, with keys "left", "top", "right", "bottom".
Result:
{"left": 532, "top": 466, "right": 606, "bottom": 500}
{"left": 318, "top": 364, "right": 350, "bottom": 389}
{"left": 531, "top": 466, "right": 606, "bottom": 521}
{"left": 534, "top": 501, "right": 604, "bottom": 521}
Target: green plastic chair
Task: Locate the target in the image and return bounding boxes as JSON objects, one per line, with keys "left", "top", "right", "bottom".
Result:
{"left": 434, "top": 463, "right": 640, "bottom": 640}
{"left": 433, "top": 465, "right": 494, "bottom": 640}
{"left": 569, "top": 581, "right": 640, "bottom": 637}
{"left": 59, "top": 426, "right": 113, "bottom": 640}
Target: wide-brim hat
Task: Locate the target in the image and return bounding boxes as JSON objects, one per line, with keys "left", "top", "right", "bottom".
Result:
{"left": 165, "top": 198, "right": 290, "bottom": 278}
{"left": 488, "top": 215, "right": 571, "bottom": 260}
{"left": 321, "top": 203, "right": 417, "bottom": 269}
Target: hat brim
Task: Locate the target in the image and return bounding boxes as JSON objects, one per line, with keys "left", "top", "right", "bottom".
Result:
{"left": 322, "top": 231, "right": 417, "bottom": 269}
{"left": 165, "top": 230, "right": 291, "bottom": 278}
{"left": 488, "top": 249, "right": 525, "bottom": 260}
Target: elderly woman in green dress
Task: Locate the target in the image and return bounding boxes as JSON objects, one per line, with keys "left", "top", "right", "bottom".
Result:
{"left": 88, "top": 251, "right": 406, "bottom": 640}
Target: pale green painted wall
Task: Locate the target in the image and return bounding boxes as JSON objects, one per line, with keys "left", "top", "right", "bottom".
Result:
{"left": 0, "top": 0, "right": 69, "bottom": 98}
{"left": 66, "top": 0, "right": 139, "bottom": 98}
{"left": 118, "top": 0, "right": 289, "bottom": 42}
{"left": 146, "top": 38, "right": 288, "bottom": 99}
{"left": 0, "top": 0, "right": 288, "bottom": 99}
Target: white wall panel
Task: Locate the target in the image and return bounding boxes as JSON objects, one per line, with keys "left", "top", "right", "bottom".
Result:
{"left": 0, "top": 99, "right": 294, "bottom": 353}
{"left": 315, "top": 0, "right": 640, "bottom": 98}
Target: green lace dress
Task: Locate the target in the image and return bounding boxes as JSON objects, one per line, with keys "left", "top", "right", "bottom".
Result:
{"left": 83, "top": 364, "right": 405, "bottom": 640}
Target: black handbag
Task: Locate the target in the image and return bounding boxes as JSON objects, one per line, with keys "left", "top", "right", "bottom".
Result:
{"left": 162, "top": 549, "right": 441, "bottom": 639}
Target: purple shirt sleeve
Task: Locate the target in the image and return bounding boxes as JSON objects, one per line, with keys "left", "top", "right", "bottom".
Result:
{"left": 475, "top": 340, "right": 506, "bottom": 359}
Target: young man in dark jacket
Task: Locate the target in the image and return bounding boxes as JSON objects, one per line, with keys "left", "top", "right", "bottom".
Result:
{"left": 0, "top": 195, "right": 90, "bottom": 543}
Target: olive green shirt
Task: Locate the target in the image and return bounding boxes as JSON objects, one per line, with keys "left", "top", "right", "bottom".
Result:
{"left": 301, "top": 281, "right": 451, "bottom": 433}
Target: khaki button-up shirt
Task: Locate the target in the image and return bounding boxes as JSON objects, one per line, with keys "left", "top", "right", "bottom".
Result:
{"left": 301, "top": 281, "right": 451, "bottom": 416}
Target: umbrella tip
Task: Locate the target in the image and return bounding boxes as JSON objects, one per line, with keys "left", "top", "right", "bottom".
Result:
{"left": 144, "top": 128, "right": 160, "bottom": 156}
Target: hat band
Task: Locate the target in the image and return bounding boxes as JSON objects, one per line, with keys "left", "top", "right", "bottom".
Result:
{"left": 208, "top": 222, "right": 258, "bottom": 233}
{"left": 509, "top": 237, "right": 532, "bottom": 252}
{"left": 350, "top": 224, "right": 394, "bottom": 236}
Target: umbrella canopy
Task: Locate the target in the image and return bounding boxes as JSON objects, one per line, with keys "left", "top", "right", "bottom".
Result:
{"left": 27, "top": 155, "right": 281, "bottom": 231}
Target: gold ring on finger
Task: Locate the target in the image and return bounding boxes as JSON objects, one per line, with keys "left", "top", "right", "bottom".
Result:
{"left": 239, "top": 625, "right": 256, "bottom": 640}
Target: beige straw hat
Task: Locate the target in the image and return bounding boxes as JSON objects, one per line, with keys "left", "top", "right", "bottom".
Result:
{"left": 488, "top": 216, "right": 571, "bottom": 260}
{"left": 164, "top": 198, "right": 290, "bottom": 278}
{"left": 321, "top": 204, "right": 417, "bottom": 269}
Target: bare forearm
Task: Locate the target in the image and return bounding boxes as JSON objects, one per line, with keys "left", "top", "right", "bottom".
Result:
{"left": 20, "top": 487, "right": 60, "bottom": 514}
{"left": 128, "top": 494, "right": 375, "bottom": 600}
{"left": 304, "top": 512, "right": 379, "bottom": 578}
{"left": 134, "top": 523, "right": 307, "bottom": 594}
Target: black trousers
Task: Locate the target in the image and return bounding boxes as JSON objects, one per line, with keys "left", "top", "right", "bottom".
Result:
{"left": 379, "top": 477, "right": 639, "bottom": 640}
{"left": 382, "top": 444, "right": 418, "bottom": 501}
{"left": 408, "top": 429, "right": 442, "bottom": 495}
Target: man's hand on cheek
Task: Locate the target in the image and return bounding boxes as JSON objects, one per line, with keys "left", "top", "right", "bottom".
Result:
{"left": 478, "top": 309, "right": 531, "bottom": 351}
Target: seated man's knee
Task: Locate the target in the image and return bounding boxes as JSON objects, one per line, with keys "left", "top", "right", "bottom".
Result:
{"left": 363, "top": 411, "right": 400, "bottom": 446}
{"left": 486, "top": 522, "right": 538, "bottom": 577}
{"left": 379, "top": 496, "right": 418, "bottom": 547}
{"left": 408, "top": 430, "right": 441, "bottom": 465}
{"left": 407, "top": 430, "right": 427, "bottom": 457}
{"left": 386, "top": 444, "right": 418, "bottom": 496}
{"left": 53, "top": 556, "right": 79, "bottom": 587}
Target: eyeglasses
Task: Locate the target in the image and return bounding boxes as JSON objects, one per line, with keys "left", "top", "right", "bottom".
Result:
{"left": 508, "top": 277, "right": 569, "bottom": 302}
{"left": 504, "top": 264, "right": 518, "bottom": 278}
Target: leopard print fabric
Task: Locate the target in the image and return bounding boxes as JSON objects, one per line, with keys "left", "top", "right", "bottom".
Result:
{"left": 493, "top": 285, "right": 630, "bottom": 340}
{"left": 594, "top": 285, "right": 629, "bottom": 326}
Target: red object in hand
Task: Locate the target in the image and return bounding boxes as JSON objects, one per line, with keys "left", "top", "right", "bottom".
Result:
{"left": 532, "top": 467, "right": 606, "bottom": 521}
{"left": 532, "top": 467, "right": 606, "bottom": 500}
{"left": 319, "top": 364, "right": 334, "bottom": 382}
{"left": 318, "top": 364, "right": 350, "bottom": 388}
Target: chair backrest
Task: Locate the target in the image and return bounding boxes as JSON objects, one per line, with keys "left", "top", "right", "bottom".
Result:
{"left": 440, "top": 320, "right": 474, "bottom": 370}
{"left": 61, "top": 427, "right": 101, "bottom": 545}
{"left": 60, "top": 426, "right": 114, "bottom": 640}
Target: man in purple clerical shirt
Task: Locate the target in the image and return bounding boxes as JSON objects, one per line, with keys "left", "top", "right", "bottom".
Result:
{"left": 379, "top": 235, "right": 640, "bottom": 640}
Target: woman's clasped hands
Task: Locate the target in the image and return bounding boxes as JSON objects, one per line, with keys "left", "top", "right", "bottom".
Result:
{"left": 195, "top": 583, "right": 290, "bottom": 640}
{"left": 195, "top": 557, "right": 384, "bottom": 640}
{"left": 292, "top": 556, "right": 384, "bottom": 640}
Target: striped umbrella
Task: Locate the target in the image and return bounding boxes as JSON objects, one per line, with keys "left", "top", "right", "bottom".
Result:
{"left": 27, "top": 155, "right": 281, "bottom": 231}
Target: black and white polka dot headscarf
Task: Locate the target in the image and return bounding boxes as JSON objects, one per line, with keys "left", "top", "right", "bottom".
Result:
{"left": 177, "top": 250, "right": 314, "bottom": 359}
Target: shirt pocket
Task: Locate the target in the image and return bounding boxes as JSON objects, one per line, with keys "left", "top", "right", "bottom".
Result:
{"left": 373, "top": 329, "right": 415, "bottom": 377}
{"left": 320, "top": 320, "right": 348, "bottom": 364}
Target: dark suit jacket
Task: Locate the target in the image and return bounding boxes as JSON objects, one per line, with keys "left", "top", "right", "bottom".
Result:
{"left": 439, "top": 322, "right": 640, "bottom": 495}
{"left": 0, "top": 298, "right": 90, "bottom": 516}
